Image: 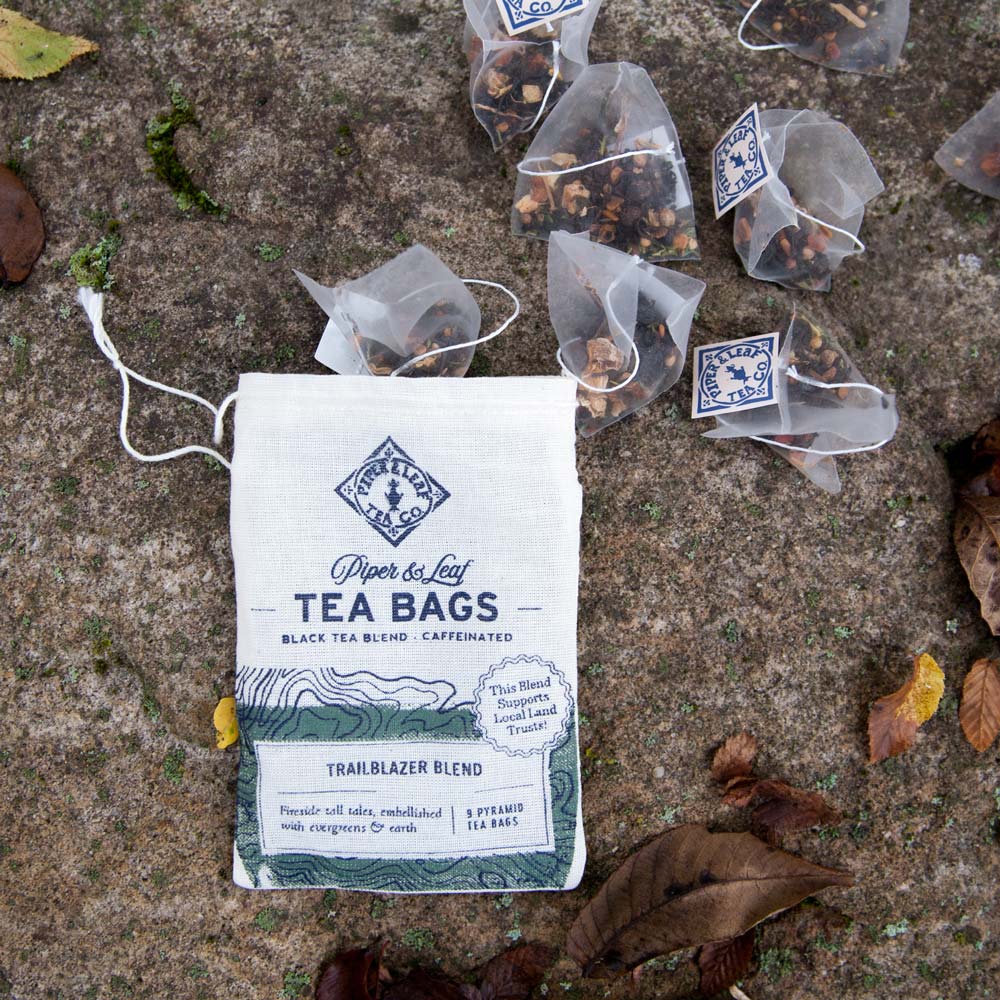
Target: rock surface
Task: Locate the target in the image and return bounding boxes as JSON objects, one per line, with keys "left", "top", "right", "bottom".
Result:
{"left": 1, "top": 1, "right": 998, "bottom": 998}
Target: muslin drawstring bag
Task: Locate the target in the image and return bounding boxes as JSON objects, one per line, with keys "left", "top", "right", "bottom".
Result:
{"left": 733, "top": 0, "right": 909, "bottom": 75}
{"left": 512, "top": 62, "right": 699, "bottom": 262}
{"left": 463, "top": 0, "right": 602, "bottom": 150}
{"left": 732, "top": 109, "right": 883, "bottom": 292}
{"left": 548, "top": 230, "right": 705, "bottom": 436}
{"left": 79, "top": 287, "right": 587, "bottom": 894}
{"left": 296, "top": 245, "right": 518, "bottom": 378}
{"left": 704, "top": 312, "right": 898, "bottom": 494}
{"left": 935, "top": 92, "right": 1000, "bottom": 201}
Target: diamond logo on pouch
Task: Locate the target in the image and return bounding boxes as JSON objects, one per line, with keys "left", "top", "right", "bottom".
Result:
{"left": 692, "top": 333, "right": 780, "bottom": 419}
{"left": 495, "top": 0, "right": 589, "bottom": 36}
{"left": 712, "top": 104, "right": 772, "bottom": 218}
{"left": 336, "top": 437, "right": 450, "bottom": 547}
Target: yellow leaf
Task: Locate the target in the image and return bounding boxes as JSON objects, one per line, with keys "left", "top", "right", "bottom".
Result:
{"left": 213, "top": 696, "right": 238, "bottom": 749}
{"left": 900, "top": 653, "right": 945, "bottom": 724}
{"left": 0, "top": 7, "right": 98, "bottom": 81}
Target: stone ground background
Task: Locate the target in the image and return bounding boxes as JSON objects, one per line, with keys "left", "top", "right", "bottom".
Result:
{"left": 1, "top": 0, "right": 999, "bottom": 997}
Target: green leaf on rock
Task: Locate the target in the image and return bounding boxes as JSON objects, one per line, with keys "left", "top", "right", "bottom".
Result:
{"left": 0, "top": 7, "right": 98, "bottom": 80}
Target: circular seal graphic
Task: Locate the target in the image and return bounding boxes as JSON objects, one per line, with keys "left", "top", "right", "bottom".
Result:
{"left": 473, "top": 655, "right": 573, "bottom": 757}
{"left": 699, "top": 341, "right": 773, "bottom": 410}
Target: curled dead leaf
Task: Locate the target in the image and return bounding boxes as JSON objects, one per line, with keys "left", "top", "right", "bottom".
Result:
{"left": 316, "top": 944, "right": 385, "bottom": 1000}
{"left": 697, "top": 929, "right": 754, "bottom": 997}
{"left": 382, "top": 970, "right": 469, "bottom": 1000}
{"left": 566, "top": 824, "right": 853, "bottom": 979}
{"left": 959, "top": 658, "right": 1000, "bottom": 752}
{"left": 478, "top": 944, "right": 554, "bottom": 1000}
{"left": 747, "top": 779, "right": 841, "bottom": 846}
{"left": 0, "top": 164, "right": 44, "bottom": 284}
{"left": 711, "top": 732, "right": 757, "bottom": 784}
{"left": 954, "top": 495, "right": 1000, "bottom": 635}
{"left": 868, "top": 653, "right": 944, "bottom": 764}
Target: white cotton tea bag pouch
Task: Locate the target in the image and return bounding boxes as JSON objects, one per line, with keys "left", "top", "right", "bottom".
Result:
{"left": 548, "top": 230, "right": 705, "bottom": 436}
{"left": 733, "top": 0, "right": 909, "bottom": 75}
{"left": 79, "top": 288, "right": 587, "bottom": 894}
{"left": 463, "top": 0, "right": 602, "bottom": 150}
{"left": 297, "top": 245, "right": 512, "bottom": 378}
{"left": 935, "top": 92, "right": 1000, "bottom": 201}
{"left": 731, "top": 109, "right": 883, "bottom": 292}
{"left": 696, "top": 312, "right": 898, "bottom": 494}
{"left": 512, "top": 62, "right": 699, "bottom": 262}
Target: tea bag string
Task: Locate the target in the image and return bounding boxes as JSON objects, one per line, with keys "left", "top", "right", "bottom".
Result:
{"left": 737, "top": 0, "right": 786, "bottom": 51}
{"left": 389, "top": 279, "right": 521, "bottom": 377}
{"left": 555, "top": 256, "right": 642, "bottom": 395}
{"left": 748, "top": 365, "right": 894, "bottom": 456}
{"left": 793, "top": 207, "right": 866, "bottom": 253}
{"left": 78, "top": 287, "right": 233, "bottom": 471}
{"left": 517, "top": 142, "right": 679, "bottom": 177}
{"left": 523, "top": 40, "right": 562, "bottom": 133}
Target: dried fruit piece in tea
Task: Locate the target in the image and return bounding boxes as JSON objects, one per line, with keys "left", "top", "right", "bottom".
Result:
{"left": 463, "top": 0, "right": 602, "bottom": 150}
{"left": 513, "top": 62, "right": 699, "bottom": 262}
{"left": 703, "top": 312, "right": 898, "bottom": 494}
{"left": 934, "top": 92, "right": 1000, "bottom": 201}
{"left": 548, "top": 231, "right": 704, "bottom": 436}
{"left": 733, "top": 0, "right": 909, "bottom": 75}
{"left": 296, "top": 245, "right": 483, "bottom": 378}
{"left": 732, "top": 109, "right": 882, "bottom": 292}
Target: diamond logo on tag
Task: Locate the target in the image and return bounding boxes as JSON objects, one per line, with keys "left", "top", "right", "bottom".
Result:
{"left": 692, "top": 333, "right": 780, "bottom": 418}
{"left": 712, "top": 104, "right": 772, "bottom": 218}
{"left": 337, "top": 437, "right": 450, "bottom": 547}
{"left": 495, "top": 0, "right": 588, "bottom": 36}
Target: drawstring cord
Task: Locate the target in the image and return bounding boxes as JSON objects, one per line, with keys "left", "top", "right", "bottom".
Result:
{"left": 523, "top": 40, "right": 562, "bottom": 133}
{"left": 738, "top": 0, "right": 785, "bottom": 51}
{"left": 389, "top": 278, "right": 521, "bottom": 377}
{"left": 79, "top": 287, "right": 233, "bottom": 470}
{"left": 517, "top": 142, "right": 680, "bottom": 178}
{"left": 747, "top": 364, "right": 895, "bottom": 456}
{"left": 555, "top": 256, "right": 643, "bottom": 395}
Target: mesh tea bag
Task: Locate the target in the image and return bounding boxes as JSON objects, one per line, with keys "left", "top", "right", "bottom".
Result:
{"left": 733, "top": 0, "right": 909, "bottom": 75}
{"left": 548, "top": 231, "right": 704, "bottom": 436}
{"left": 935, "top": 92, "right": 1000, "bottom": 201}
{"left": 463, "top": 0, "right": 602, "bottom": 150}
{"left": 704, "top": 312, "right": 898, "bottom": 494}
{"left": 512, "top": 62, "right": 699, "bottom": 262}
{"left": 732, "top": 109, "right": 883, "bottom": 292}
{"left": 297, "top": 245, "right": 500, "bottom": 378}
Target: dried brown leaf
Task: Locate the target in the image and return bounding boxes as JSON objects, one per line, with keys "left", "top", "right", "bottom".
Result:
{"left": 697, "top": 929, "right": 754, "bottom": 997}
{"left": 721, "top": 775, "right": 759, "bottom": 808}
{"left": 711, "top": 733, "right": 757, "bottom": 784}
{"left": 0, "top": 164, "right": 44, "bottom": 284}
{"left": 955, "top": 496, "right": 1000, "bottom": 634}
{"left": 868, "top": 653, "right": 945, "bottom": 764}
{"left": 478, "top": 944, "right": 554, "bottom": 1000}
{"left": 565, "top": 824, "right": 853, "bottom": 978}
{"left": 959, "top": 658, "right": 1000, "bottom": 752}
{"left": 382, "top": 969, "right": 471, "bottom": 1000}
{"left": 747, "top": 779, "right": 841, "bottom": 846}
{"left": 316, "top": 944, "right": 384, "bottom": 1000}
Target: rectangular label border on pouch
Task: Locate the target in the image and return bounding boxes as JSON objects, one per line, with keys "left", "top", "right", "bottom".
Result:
{"left": 712, "top": 103, "right": 773, "bottom": 218}
{"left": 691, "top": 332, "right": 780, "bottom": 419}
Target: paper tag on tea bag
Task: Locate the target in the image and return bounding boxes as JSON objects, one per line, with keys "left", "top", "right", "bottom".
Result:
{"left": 712, "top": 104, "right": 773, "bottom": 218}
{"left": 495, "top": 0, "right": 589, "bottom": 36}
{"left": 691, "top": 332, "right": 780, "bottom": 418}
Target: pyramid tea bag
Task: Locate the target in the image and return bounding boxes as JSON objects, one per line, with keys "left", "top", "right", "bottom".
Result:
{"left": 548, "top": 231, "right": 704, "bottom": 436}
{"left": 733, "top": 0, "right": 909, "bottom": 75}
{"left": 296, "top": 246, "right": 486, "bottom": 378}
{"left": 703, "top": 312, "right": 898, "bottom": 494}
{"left": 463, "top": 0, "right": 602, "bottom": 150}
{"left": 935, "top": 92, "right": 1000, "bottom": 200}
{"left": 512, "top": 62, "right": 699, "bottom": 262}
{"left": 732, "top": 109, "right": 882, "bottom": 292}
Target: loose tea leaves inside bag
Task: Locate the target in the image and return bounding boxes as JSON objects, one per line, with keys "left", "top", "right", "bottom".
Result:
{"left": 732, "top": 109, "right": 882, "bottom": 292}
{"left": 935, "top": 92, "right": 1000, "bottom": 201}
{"left": 463, "top": 0, "right": 602, "bottom": 150}
{"left": 297, "top": 245, "right": 509, "bottom": 378}
{"left": 80, "top": 288, "right": 587, "bottom": 894}
{"left": 733, "top": 0, "right": 910, "bottom": 75}
{"left": 703, "top": 312, "right": 898, "bottom": 494}
{"left": 512, "top": 62, "right": 699, "bottom": 262}
{"left": 548, "top": 231, "right": 704, "bottom": 436}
